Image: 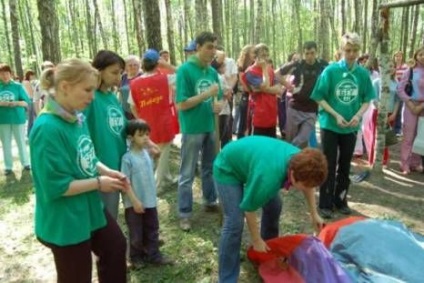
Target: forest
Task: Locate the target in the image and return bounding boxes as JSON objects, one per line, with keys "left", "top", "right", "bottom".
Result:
{"left": 0, "top": 0, "right": 423, "bottom": 79}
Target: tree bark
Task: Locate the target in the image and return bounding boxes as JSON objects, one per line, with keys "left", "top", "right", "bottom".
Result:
{"left": 9, "top": 0, "right": 23, "bottom": 78}
{"left": 195, "top": 0, "right": 208, "bottom": 34}
{"left": 363, "top": 0, "right": 368, "bottom": 52}
{"left": 122, "top": 0, "right": 131, "bottom": 54}
{"left": 142, "top": 0, "right": 163, "bottom": 50}
{"left": 68, "top": 0, "right": 80, "bottom": 57}
{"left": 211, "top": 0, "right": 223, "bottom": 45}
{"left": 319, "top": 0, "right": 330, "bottom": 61}
{"left": 353, "top": 0, "right": 363, "bottom": 34}
{"left": 379, "top": 0, "right": 424, "bottom": 9}
{"left": 249, "top": 0, "right": 254, "bottom": 44}
{"left": 36, "top": 0, "right": 61, "bottom": 63}
{"left": 341, "top": 0, "right": 346, "bottom": 35}
{"left": 409, "top": 4, "right": 420, "bottom": 58}
{"left": 110, "top": 0, "right": 120, "bottom": 53}
{"left": 368, "top": 0, "right": 379, "bottom": 61}
{"left": 254, "top": 0, "right": 262, "bottom": 43}
{"left": 164, "top": 0, "right": 176, "bottom": 64}
{"left": 401, "top": 7, "right": 410, "bottom": 56}
{"left": 24, "top": 0, "right": 39, "bottom": 71}
{"left": 133, "top": 0, "right": 145, "bottom": 54}
{"left": 93, "top": 0, "right": 108, "bottom": 50}
{"left": 294, "top": 0, "right": 303, "bottom": 53}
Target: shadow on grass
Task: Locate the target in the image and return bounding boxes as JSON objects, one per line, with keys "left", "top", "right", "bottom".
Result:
{"left": 0, "top": 171, "right": 34, "bottom": 206}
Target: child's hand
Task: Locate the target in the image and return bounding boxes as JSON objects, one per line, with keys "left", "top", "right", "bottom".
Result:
{"left": 133, "top": 200, "right": 145, "bottom": 214}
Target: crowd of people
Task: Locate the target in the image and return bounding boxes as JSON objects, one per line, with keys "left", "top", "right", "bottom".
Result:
{"left": 0, "top": 30, "right": 423, "bottom": 283}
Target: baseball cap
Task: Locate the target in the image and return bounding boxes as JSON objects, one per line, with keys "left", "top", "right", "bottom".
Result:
{"left": 184, "top": 40, "right": 197, "bottom": 52}
{"left": 143, "top": 49, "right": 160, "bottom": 62}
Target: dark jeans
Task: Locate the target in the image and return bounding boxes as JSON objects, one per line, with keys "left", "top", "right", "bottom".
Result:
{"left": 125, "top": 207, "right": 161, "bottom": 263}
{"left": 261, "top": 195, "right": 283, "bottom": 240}
{"left": 253, "top": 126, "right": 276, "bottom": 138}
{"left": 38, "top": 211, "right": 127, "bottom": 283}
{"left": 277, "top": 96, "right": 287, "bottom": 137}
{"left": 219, "top": 114, "right": 232, "bottom": 148}
{"left": 236, "top": 93, "right": 249, "bottom": 139}
{"left": 319, "top": 129, "right": 357, "bottom": 210}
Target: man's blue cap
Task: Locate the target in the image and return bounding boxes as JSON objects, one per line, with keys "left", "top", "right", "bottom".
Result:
{"left": 184, "top": 40, "right": 197, "bottom": 52}
{"left": 143, "top": 49, "right": 160, "bottom": 62}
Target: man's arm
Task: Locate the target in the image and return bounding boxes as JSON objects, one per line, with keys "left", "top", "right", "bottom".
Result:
{"left": 176, "top": 84, "right": 219, "bottom": 111}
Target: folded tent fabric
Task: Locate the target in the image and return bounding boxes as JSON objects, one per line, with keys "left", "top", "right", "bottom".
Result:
{"left": 247, "top": 235, "right": 351, "bottom": 283}
{"left": 330, "top": 219, "right": 424, "bottom": 283}
{"left": 318, "top": 216, "right": 366, "bottom": 248}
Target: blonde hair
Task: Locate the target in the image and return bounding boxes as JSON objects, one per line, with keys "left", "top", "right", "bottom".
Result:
{"left": 341, "top": 32, "right": 361, "bottom": 48}
{"left": 237, "top": 44, "right": 254, "bottom": 72}
{"left": 412, "top": 46, "right": 424, "bottom": 67}
{"left": 40, "top": 59, "right": 98, "bottom": 91}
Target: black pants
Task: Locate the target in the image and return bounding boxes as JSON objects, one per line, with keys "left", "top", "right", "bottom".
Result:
{"left": 39, "top": 210, "right": 127, "bottom": 283}
{"left": 125, "top": 207, "right": 161, "bottom": 263}
{"left": 236, "top": 93, "right": 249, "bottom": 139}
{"left": 253, "top": 126, "right": 276, "bottom": 138}
{"left": 219, "top": 114, "right": 232, "bottom": 148}
{"left": 319, "top": 129, "right": 357, "bottom": 209}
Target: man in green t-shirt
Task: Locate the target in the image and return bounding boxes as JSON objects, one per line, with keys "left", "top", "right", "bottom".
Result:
{"left": 213, "top": 136, "right": 327, "bottom": 282}
{"left": 175, "top": 31, "right": 223, "bottom": 231}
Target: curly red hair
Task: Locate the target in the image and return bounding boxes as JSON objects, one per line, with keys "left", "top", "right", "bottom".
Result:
{"left": 289, "top": 148, "right": 328, "bottom": 187}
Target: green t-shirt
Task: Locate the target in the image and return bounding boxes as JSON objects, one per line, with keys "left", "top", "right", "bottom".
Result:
{"left": 311, "top": 59, "right": 376, "bottom": 133}
{"left": 84, "top": 90, "right": 127, "bottom": 170}
{"left": 213, "top": 136, "right": 300, "bottom": 211}
{"left": 30, "top": 113, "right": 106, "bottom": 246}
{"left": 176, "top": 56, "right": 223, "bottom": 134}
{"left": 0, "top": 80, "right": 30, "bottom": 124}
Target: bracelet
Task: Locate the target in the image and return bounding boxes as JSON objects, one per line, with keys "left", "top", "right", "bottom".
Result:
{"left": 96, "top": 176, "right": 101, "bottom": 191}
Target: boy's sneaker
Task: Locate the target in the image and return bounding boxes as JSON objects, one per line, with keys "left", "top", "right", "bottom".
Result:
{"left": 179, "top": 218, "right": 191, "bottom": 231}
{"left": 4, "top": 169, "right": 13, "bottom": 176}
{"left": 337, "top": 205, "right": 352, "bottom": 215}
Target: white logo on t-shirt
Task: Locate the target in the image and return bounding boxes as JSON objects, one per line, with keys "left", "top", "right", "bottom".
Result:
{"left": 335, "top": 79, "right": 358, "bottom": 104}
{"left": 77, "top": 135, "right": 97, "bottom": 176}
{"left": 0, "top": 91, "right": 15, "bottom": 102}
{"left": 196, "top": 79, "right": 214, "bottom": 103}
{"left": 107, "top": 106, "right": 124, "bottom": 135}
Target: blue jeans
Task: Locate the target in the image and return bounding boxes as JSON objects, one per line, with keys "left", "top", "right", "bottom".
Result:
{"left": 215, "top": 182, "right": 282, "bottom": 283}
{"left": 0, "top": 124, "right": 30, "bottom": 171}
{"left": 178, "top": 133, "right": 217, "bottom": 218}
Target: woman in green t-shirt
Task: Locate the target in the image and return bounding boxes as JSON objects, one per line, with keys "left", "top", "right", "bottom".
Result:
{"left": 30, "top": 59, "right": 128, "bottom": 283}
{"left": 311, "top": 32, "right": 375, "bottom": 219}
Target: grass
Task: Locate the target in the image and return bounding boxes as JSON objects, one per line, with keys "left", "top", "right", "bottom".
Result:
{"left": 1, "top": 144, "right": 424, "bottom": 282}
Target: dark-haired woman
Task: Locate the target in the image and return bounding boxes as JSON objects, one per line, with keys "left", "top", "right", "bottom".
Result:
{"left": 85, "top": 50, "right": 128, "bottom": 219}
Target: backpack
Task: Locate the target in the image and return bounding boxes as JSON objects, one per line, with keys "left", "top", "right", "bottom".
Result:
{"left": 404, "top": 68, "right": 413, "bottom": 96}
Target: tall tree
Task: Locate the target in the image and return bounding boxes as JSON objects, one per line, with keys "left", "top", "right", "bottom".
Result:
{"left": 211, "top": 0, "right": 223, "bottom": 45}
{"left": 68, "top": 0, "right": 80, "bottom": 57}
{"left": 142, "top": 0, "right": 163, "bottom": 50}
{"left": 409, "top": 4, "right": 420, "bottom": 58}
{"left": 363, "top": 0, "right": 369, "bottom": 52}
{"left": 195, "top": 0, "right": 208, "bottom": 34}
{"left": 24, "top": 0, "right": 39, "bottom": 70}
{"left": 254, "top": 0, "right": 263, "bottom": 43}
{"left": 249, "top": 0, "right": 254, "bottom": 44}
{"left": 1, "top": 0, "right": 13, "bottom": 68}
{"left": 293, "top": 0, "right": 303, "bottom": 53}
{"left": 122, "top": 0, "right": 131, "bottom": 54}
{"left": 319, "top": 0, "right": 330, "bottom": 61}
{"left": 110, "top": 0, "right": 120, "bottom": 53}
{"left": 341, "top": 0, "right": 346, "bottom": 35}
{"left": 9, "top": 0, "right": 23, "bottom": 78}
{"left": 401, "top": 7, "right": 410, "bottom": 56}
{"left": 164, "top": 0, "right": 176, "bottom": 64}
{"left": 133, "top": 0, "right": 145, "bottom": 54}
{"left": 36, "top": 0, "right": 61, "bottom": 64}
{"left": 85, "top": 0, "right": 95, "bottom": 58}
{"left": 93, "top": 0, "right": 108, "bottom": 50}
{"left": 368, "top": 0, "right": 380, "bottom": 61}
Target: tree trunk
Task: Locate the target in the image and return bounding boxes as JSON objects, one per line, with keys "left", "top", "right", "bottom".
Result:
{"left": 211, "top": 0, "right": 223, "bottom": 45}
{"left": 133, "top": 0, "right": 145, "bottom": 54}
{"left": 341, "top": 0, "right": 346, "bottom": 35}
{"left": 401, "top": 7, "right": 410, "bottom": 56}
{"left": 318, "top": 0, "right": 330, "bottom": 61}
{"left": 243, "top": 0, "right": 247, "bottom": 44}
{"left": 68, "top": 0, "right": 80, "bottom": 57}
{"left": 374, "top": 7, "right": 391, "bottom": 172}
{"left": 36, "top": 0, "right": 61, "bottom": 63}
{"left": 254, "top": 0, "right": 262, "bottom": 43}
{"left": 1, "top": 0, "right": 13, "bottom": 69}
{"left": 9, "top": 0, "right": 23, "bottom": 78}
{"left": 409, "top": 4, "right": 420, "bottom": 58}
{"left": 84, "top": 0, "right": 95, "bottom": 58}
{"left": 294, "top": 0, "right": 303, "bottom": 53}
{"left": 195, "top": 0, "right": 208, "bottom": 34}
{"left": 183, "top": 0, "right": 191, "bottom": 45}
{"left": 363, "top": 0, "right": 368, "bottom": 52}
{"left": 24, "top": 0, "right": 39, "bottom": 71}
{"left": 368, "top": 0, "right": 379, "bottom": 61}
{"left": 122, "top": 0, "right": 131, "bottom": 54}
{"left": 142, "top": 0, "right": 163, "bottom": 50}
{"left": 249, "top": 0, "right": 254, "bottom": 44}
{"left": 110, "top": 0, "right": 120, "bottom": 53}
{"left": 231, "top": 0, "right": 240, "bottom": 57}
{"left": 164, "top": 0, "right": 176, "bottom": 64}
{"left": 271, "top": 0, "right": 277, "bottom": 63}
{"left": 93, "top": 0, "right": 108, "bottom": 50}
{"left": 353, "top": 0, "right": 363, "bottom": 34}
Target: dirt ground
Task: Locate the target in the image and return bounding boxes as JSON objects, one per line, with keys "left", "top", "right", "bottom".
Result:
{"left": 0, "top": 139, "right": 423, "bottom": 282}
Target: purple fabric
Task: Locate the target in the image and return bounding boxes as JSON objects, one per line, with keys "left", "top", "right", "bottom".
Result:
{"left": 289, "top": 237, "right": 351, "bottom": 283}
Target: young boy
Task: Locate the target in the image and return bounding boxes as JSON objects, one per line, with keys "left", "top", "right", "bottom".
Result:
{"left": 121, "top": 119, "right": 173, "bottom": 268}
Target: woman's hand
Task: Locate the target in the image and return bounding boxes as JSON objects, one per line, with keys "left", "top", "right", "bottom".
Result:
{"left": 387, "top": 113, "right": 397, "bottom": 123}
{"left": 252, "top": 238, "right": 270, "bottom": 253}
{"left": 335, "top": 114, "right": 349, "bottom": 127}
{"left": 98, "top": 176, "right": 127, "bottom": 193}
{"left": 311, "top": 214, "right": 324, "bottom": 234}
{"left": 132, "top": 200, "right": 145, "bottom": 214}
